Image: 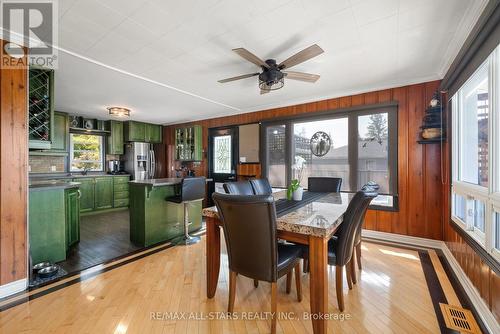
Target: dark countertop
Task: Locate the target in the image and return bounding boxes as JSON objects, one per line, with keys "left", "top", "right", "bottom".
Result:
{"left": 129, "top": 178, "right": 214, "bottom": 187}
{"left": 29, "top": 173, "right": 130, "bottom": 181}
{"left": 29, "top": 180, "right": 81, "bottom": 191}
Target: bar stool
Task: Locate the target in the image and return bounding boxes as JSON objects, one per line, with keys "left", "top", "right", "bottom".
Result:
{"left": 166, "top": 177, "right": 206, "bottom": 246}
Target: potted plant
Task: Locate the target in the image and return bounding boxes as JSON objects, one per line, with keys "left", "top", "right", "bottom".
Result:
{"left": 287, "top": 156, "right": 306, "bottom": 201}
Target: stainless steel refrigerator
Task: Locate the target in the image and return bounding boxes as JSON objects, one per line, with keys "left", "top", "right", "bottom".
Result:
{"left": 124, "top": 142, "right": 156, "bottom": 180}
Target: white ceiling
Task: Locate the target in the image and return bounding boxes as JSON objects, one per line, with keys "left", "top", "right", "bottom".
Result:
{"left": 54, "top": 0, "right": 487, "bottom": 124}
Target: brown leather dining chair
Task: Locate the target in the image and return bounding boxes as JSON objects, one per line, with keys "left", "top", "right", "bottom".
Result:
{"left": 307, "top": 177, "right": 342, "bottom": 192}
{"left": 223, "top": 180, "right": 254, "bottom": 195}
{"left": 249, "top": 178, "right": 273, "bottom": 195}
{"left": 302, "top": 189, "right": 377, "bottom": 312}
{"left": 212, "top": 193, "right": 303, "bottom": 334}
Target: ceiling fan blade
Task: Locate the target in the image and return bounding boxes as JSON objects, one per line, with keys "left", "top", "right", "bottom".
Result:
{"left": 284, "top": 71, "right": 320, "bottom": 83}
{"left": 278, "top": 44, "right": 324, "bottom": 69}
{"left": 232, "top": 48, "right": 269, "bottom": 68}
{"left": 218, "top": 73, "right": 260, "bottom": 83}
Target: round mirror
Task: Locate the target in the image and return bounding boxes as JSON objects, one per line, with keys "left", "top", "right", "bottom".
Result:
{"left": 310, "top": 131, "right": 331, "bottom": 157}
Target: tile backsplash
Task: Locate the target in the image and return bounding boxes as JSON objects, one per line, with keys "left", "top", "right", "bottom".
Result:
{"left": 29, "top": 155, "right": 66, "bottom": 173}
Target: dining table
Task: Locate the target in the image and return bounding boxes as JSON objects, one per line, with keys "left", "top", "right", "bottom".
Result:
{"left": 202, "top": 190, "right": 354, "bottom": 334}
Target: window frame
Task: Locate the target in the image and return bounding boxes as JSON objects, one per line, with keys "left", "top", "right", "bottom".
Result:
{"left": 69, "top": 132, "right": 105, "bottom": 172}
{"left": 451, "top": 45, "right": 500, "bottom": 262}
{"left": 260, "top": 102, "right": 398, "bottom": 211}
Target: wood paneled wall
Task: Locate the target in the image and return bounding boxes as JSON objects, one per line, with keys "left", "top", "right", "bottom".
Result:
{"left": 0, "top": 40, "right": 28, "bottom": 285}
{"left": 441, "top": 97, "right": 500, "bottom": 321}
{"left": 164, "top": 80, "right": 443, "bottom": 240}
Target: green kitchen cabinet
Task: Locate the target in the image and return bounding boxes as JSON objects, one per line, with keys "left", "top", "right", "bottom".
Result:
{"left": 113, "top": 176, "right": 130, "bottom": 208}
{"left": 106, "top": 120, "right": 124, "bottom": 154}
{"left": 65, "top": 187, "right": 80, "bottom": 248}
{"left": 51, "top": 111, "right": 68, "bottom": 151}
{"left": 145, "top": 123, "right": 162, "bottom": 143}
{"left": 124, "top": 121, "right": 146, "bottom": 142}
{"left": 29, "top": 189, "right": 66, "bottom": 264}
{"left": 175, "top": 125, "right": 202, "bottom": 161}
{"left": 76, "top": 178, "right": 95, "bottom": 213}
{"left": 94, "top": 177, "right": 113, "bottom": 210}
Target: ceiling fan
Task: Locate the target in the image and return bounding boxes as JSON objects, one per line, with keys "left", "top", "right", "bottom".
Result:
{"left": 218, "top": 44, "right": 324, "bottom": 94}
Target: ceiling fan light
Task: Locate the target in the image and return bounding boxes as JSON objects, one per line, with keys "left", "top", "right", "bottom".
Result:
{"left": 259, "top": 77, "right": 284, "bottom": 91}
{"left": 107, "top": 107, "right": 131, "bottom": 117}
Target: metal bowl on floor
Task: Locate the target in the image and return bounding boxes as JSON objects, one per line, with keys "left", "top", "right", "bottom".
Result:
{"left": 37, "top": 265, "right": 59, "bottom": 278}
{"left": 32, "top": 262, "right": 52, "bottom": 273}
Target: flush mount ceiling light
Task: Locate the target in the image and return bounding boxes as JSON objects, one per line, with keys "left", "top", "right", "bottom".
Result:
{"left": 107, "top": 107, "right": 130, "bottom": 117}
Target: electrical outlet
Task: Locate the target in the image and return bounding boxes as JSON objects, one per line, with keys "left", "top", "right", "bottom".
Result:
{"left": 50, "top": 165, "right": 57, "bottom": 172}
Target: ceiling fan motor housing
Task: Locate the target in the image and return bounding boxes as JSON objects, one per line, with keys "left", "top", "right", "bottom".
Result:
{"left": 259, "top": 59, "right": 284, "bottom": 90}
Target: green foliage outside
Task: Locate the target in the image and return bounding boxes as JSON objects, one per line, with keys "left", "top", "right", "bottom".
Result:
{"left": 71, "top": 134, "right": 102, "bottom": 171}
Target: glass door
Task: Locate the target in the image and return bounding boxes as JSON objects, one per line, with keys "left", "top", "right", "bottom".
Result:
{"left": 208, "top": 127, "right": 238, "bottom": 204}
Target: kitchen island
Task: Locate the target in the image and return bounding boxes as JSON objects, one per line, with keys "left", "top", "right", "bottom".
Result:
{"left": 128, "top": 178, "right": 203, "bottom": 247}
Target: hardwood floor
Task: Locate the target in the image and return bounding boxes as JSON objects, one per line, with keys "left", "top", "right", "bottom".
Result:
{"left": 0, "top": 238, "right": 458, "bottom": 333}
{"left": 58, "top": 209, "right": 141, "bottom": 274}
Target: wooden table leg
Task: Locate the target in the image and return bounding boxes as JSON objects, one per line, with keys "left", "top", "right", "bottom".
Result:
{"left": 308, "top": 235, "right": 329, "bottom": 334}
{"left": 206, "top": 217, "right": 221, "bottom": 298}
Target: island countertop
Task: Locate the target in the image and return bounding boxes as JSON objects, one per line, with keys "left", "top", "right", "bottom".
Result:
{"left": 129, "top": 178, "right": 213, "bottom": 187}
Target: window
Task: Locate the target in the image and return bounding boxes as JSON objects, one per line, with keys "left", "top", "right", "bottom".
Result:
{"left": 70, "top": 133, "right": 104, "bottom": 172}
{"left": 495, "top": 211, "right": 500, "bottom": 250}
{"left": 293, "top": 118, "right": 349, "bottom": 190}
{"left": 358, "top": 113, "right": 389, "bottom": 193}
{"left": 452, "top": 44, "right": 500, "bottom": 260}
{"left": 261, "top": 105, "right": 398, "bottom": 210}
{"left": 213, "top": 135, "right": 232, "bottom": 174}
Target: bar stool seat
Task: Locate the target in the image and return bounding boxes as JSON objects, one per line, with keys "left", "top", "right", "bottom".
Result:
{"left": 166, "top": 177, "right": 206, "bottom": 246}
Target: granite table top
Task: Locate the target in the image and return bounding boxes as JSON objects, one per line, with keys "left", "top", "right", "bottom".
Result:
{"left": 203, "top": 191, "right": 354, "bottom": 238}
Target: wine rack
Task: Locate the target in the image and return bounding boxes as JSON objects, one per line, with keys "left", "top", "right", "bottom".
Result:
{"left": 29, "top": 68, "right": 54, "bottom": 149}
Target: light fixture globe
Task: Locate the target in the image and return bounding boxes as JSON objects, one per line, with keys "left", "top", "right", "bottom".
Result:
{"left": 107, "top": 107, "right": 130, "bottom": 117}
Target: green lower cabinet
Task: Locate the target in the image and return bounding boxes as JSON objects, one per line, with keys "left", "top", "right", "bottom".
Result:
{"left": 95, "top": 177, "right": 113, "bottom": 209}
{"left": 76, "top": 178, "right": 95, "bottom": 212}
{"left": 65, "top": 188, "right": 80, "bottom": 249}
{"left": 129, "top": 184, "right": 202, "bottom": 247}
{"left": 29, "top": 189, "right": 66, "bottom": 264}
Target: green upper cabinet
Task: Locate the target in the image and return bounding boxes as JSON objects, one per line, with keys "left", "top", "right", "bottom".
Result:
{"left": 76, "top": 178, "right": 95, "bottom": 213}
{"left": 124, "top": 121, "right": 146, "bottom": 142}
{"left": 94, "top": 177, "right": 113, "bottom": 210}
{"left": 51, "top": 111, "right": 68, "bottom": 151}
{"left": 124, "top": 121, "right": 162, "bottom": 143}
{"left": 106, "top": 120, "right": 124, "bottom": 154}
{"left": 29, "top": 68, "right": 54, "bottom": 149}
{"left": 65, "top": 188, "right": 80, "bottom": 249}
{"left": 175, "top": 125, "right": 202, "bottom": 161}
{"left": 145, "top": 123, "right": 162, "bottom": 143}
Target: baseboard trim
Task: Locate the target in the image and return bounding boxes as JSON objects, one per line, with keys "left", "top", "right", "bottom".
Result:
{"left": 0, "top": 279, "right": 27, "bottom": 299}
{"left": 361, "top": 229, "right": 499, "bottom": 334}
{"left": 362, "top": 229, "right": 445, "bottom": 249}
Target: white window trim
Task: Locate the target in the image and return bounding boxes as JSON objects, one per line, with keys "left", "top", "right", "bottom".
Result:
{"left": 451, "top": 45, "right": 500, "bottom": 261}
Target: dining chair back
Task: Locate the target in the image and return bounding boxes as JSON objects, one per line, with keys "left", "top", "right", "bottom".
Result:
{"left": 223, "top": 181, "right": 254, "bottom": 195}
{"left": 249, "top": 178, "right": 273, "bottom": 195}
{"left": 307, "top": 177, "right": 342, "bottom": 192}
